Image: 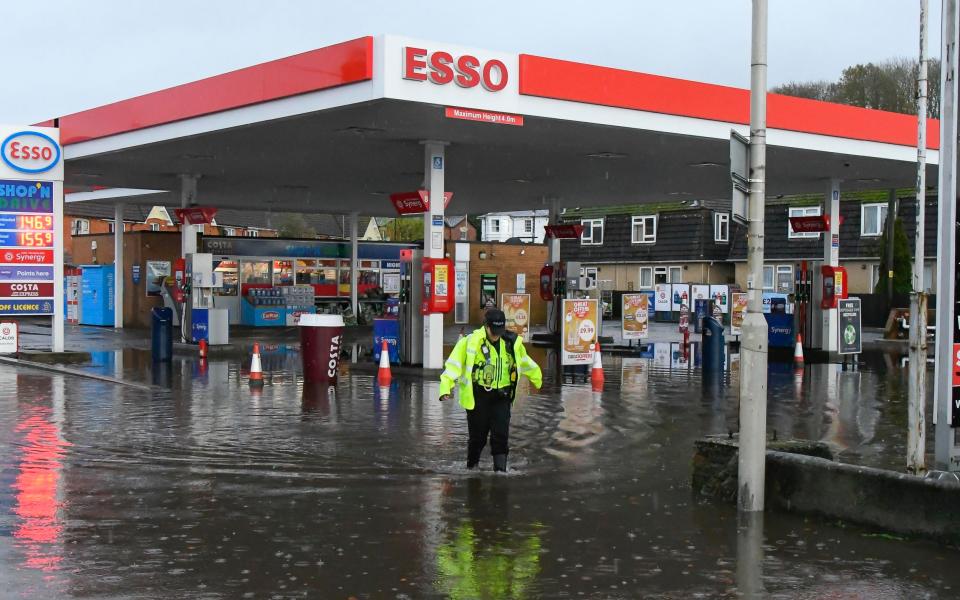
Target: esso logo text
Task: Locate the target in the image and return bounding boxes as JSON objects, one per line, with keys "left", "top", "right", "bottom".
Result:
{"left": 403, "top": 47, "right": 508, "bottom": 92}
{"left": 1, "top": 131, "right": 61, "bottom": 174}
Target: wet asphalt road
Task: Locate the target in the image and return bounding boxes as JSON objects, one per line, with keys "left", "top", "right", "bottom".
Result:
{"left": 0, "top": 341, "right": 956, "bottom": 599}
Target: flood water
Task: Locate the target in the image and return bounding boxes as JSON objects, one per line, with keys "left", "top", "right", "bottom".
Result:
{"left": 0, "top": 342, "right": 955, "bottom": 599}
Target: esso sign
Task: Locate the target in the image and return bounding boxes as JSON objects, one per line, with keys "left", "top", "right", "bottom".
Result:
{"left": 403, "top": 47, "right": 508, "bottom": 92}
{"left": 1, "top": 131, "right": 61, "bottom": 174}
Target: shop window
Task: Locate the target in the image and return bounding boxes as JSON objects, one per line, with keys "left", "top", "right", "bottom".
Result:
{"left": 763, "top": 265, "right": 775, "bottom": 290}
{"left": 214, "top": 261, "right": 238, "bottom": 296}
{"left": 714, "top": 212, "right": 729, "bottom": 243}
{"left": 668, "top": 266, "right": 682, "bottom": 283}
{"left": 241, "top": 261, "right": 270, "bottom": 285}
{"left": 273, "top": 260, "right": 293, "bottom": 286}
{"left": 788, "top": 206, "right": 821, "bottom": 239}
{"left": 631, "top": 215, "right": 656, "bottom": 244}
{"left": 580, "top": 218, "right": 604, "bottom": 245}
{"left": 71, "top": 219, "right": 90, "bottom": 235}
{"left": 639, "top": 267, "right": 653, "bottom": 289}
{"left": 295, "top": 259, "right": 319, "bottom": 285}
{"left": 861, "top": 203, "right": 888, "bottom": 237}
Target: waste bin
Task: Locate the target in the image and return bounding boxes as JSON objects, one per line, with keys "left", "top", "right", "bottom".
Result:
{"left": 151, "top": 307, "right": 173, "bottom": 362}
{"left": 299, "top": 314, "right": 345, "bottom": 384}
{"left": 694, "top": 299, "right": 709, "bottom": 334}
{"left": 702, "top": 314, "right": 725, "bottom": 372}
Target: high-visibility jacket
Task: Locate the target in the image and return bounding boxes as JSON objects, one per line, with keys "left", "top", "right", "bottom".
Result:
{"left": 438, "top": 327, "right": 543, "bottom": 410}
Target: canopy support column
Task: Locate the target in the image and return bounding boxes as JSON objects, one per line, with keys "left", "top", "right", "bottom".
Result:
{"left": 350, "top": 212, "right": 359, "bottom": 319}
{"left": 114, "top": 203, "right": 124, "bottom": 329}
{"left": 822, "top": 178, "right": 841, "bottom": 354}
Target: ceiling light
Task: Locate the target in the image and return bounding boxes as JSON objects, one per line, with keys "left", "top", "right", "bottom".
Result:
{"left": 180, "top": 153, "right": 215, "bottom": 160}
{"left": 855, "top": 178, "right": 883, "bottom": 183}
{"left": 586, "top": 152, "right": 628, "bottom": 159}
{"left": 337, "top": 126, "right": 386, "bottom": 136}
{"left": 688, "top": 161, "right": 723, "bottom": 168}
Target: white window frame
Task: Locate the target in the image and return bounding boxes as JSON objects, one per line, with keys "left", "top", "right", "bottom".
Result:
{"left": 580, "top": 218, "right": 604, "bottom": 245}
{"left": 639, "top": 267, "right": 653, "bottom": 289}
{"left": 631, "top": 215, "right": 657, "bottom": 244}
{"left": 870, "top": 264, "right": 881, "bottom": 290}
{"left": 490, "top": 218, "right": 501, "bottom": 234}
{"left": 245, "top": 229, "right": 260, "bottom": 238}
{"left": 714, "top": 212, "right": 729, "bottom": 243}
{"left": 653, "top": 266, "right": 669, "bottom": 284}
{"left": 788, "top": 206, "right": 822, "bottom": 239}
{"left": 523, "top": 218, "right": 533, "bottom": 234}
{"left": 71, "top": 218, "right": 90, "bottom": 236}
{"left": 860, "top": 203, "right": 887, "bottom": 237}
{"left": 775, "top": 265, "right": 794, "bottom": 292}
{"left": 762, "top": 265, "right": 775, "bottom": 290}
{"left": 108, "top": 221, "right": 116, "bottom": 234}
{"left": 668, "top": 266, "right": 682, "bottom": 283}
{"left": 149, "top": 223, "right": 160, "bottom": 232}
{"left": 223, "top": 227, "right": 236, "bottom": 237}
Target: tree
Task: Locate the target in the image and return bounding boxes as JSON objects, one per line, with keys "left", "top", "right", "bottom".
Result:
{"left": 382, "top": 216, "right": 424, "bottom": 241}
{"left": 276, "top": 213, "right": 317, "bottom": 239}
{"left": 773, "top": 57, "right": 941, "bottom": 118}
{"left": 874, "top": 217, "right": 913, "bottom": 295}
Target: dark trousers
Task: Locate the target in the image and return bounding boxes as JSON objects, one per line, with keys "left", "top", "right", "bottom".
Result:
{"left": 466, "top": 386, "right": 512, "bottom": 465}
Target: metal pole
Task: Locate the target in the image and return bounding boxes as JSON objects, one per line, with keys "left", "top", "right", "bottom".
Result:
{"left": 738, "top": 0, "right": 769, "bottom": 513}
{"left": 908, "top": 0, "right": 930, "bottom": 474}
{"left": 885, "top": 188, "right": 897, "bottom": 306}
{"left": 935, "top": 0, "right": 960, "bottom": 469}
{"left": 350, "top": 212, "right": 359, "bottom": 319}
{"left": 114, "top": 203, "right": 124, "bottom": 329}
{"left": 910, "top": 0, "right": 931, "bottom": 472}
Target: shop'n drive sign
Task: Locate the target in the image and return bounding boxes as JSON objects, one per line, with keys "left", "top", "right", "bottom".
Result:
{"left": 403, "top": 47, "right": 508, "bottom": 91}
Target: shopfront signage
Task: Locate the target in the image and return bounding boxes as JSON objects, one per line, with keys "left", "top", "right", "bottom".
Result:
{"left": 403, "top": 47, "right": 508, "bottom": 91}
{"left": 561, "top": 298, "right": 598, "bottom": 366}
{"left": 0, "top": 322, "right": 17, "bottom": 354}
{"left": 0, "top": 180, "right": 53, "bottom": 213}
{"left": 0, "top": 300, "right": 54, "bottom": 315}
{"left": 543, "top": 224, "right": 583, "bottom": 239}
{"left": 0, "top": 249, "right": 53, "bottom": 264}
{"left": 389, "top": 190, "right": 453, "bottom": 215}
{"left": 1, "top": 131, "right": 61, "bottom": 174}
{"left": 0, "top": 282, "right": 53, "bottom": 298}
{"left": 838, "top": 298, "right": 862, "bottom": 354}
{"left": 0, "top": 266, "right": 53, "bottom": 280}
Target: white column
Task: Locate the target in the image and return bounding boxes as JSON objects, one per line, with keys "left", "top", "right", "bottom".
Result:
{"left": 547, "top": 197, "right": 561, "bottom": 265}
{"left": 114, "top": 203, "right": 124, "bottom": 329}
{"left": 349, "top": 212, "right": 359, "bottom": 318}
{"left": 423, "top": 141, "right": 447, "bottom": 369}
{"left": 179, "top": 175, "right": 198, "bottom": 257}
{"left": 935, "top": 0, "right": 959, "bottom": 470}
{"left": 52, "top": 181, "right": 65, "bottom": 352}
{"left": 822, "top": 178, "right": 840, "bottom": 353}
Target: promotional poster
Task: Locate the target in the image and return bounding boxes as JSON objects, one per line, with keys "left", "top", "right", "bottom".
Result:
{"left": 561, "top": 298, "right": 598, "bottom": 365}
{"left": 621, "top": 293, "right": 649, "bottom": 340}
{"left": 501, "top": 293, "right": 532, "bottom": 341}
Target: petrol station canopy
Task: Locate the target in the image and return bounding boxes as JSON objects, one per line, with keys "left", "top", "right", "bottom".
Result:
{"left": 53, "top": 35, "right": 941, "bottom": 215}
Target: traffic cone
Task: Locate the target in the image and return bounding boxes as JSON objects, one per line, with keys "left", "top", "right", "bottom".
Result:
{"left": 249, "top": 342, "right": 264, "bottom": 388}
{"left": 591, "top": 342, "right": 604, "bottom": 391}
{"left": 793, "top": 334, "right": 805, "bottom": 367}
{"left": 377, "top": 338, "right": 392, "bottom": 386}
{"left": 199, "top": 338, "right": 208, "bottom": 359}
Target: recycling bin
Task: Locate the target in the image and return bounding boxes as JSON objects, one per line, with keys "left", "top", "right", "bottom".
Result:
{"left": 151, "top": 307, "right": 173, "bottom": 362}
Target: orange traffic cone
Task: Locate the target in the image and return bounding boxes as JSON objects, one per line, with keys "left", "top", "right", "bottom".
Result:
{"left": 591, "top": 342, "right": 604, "bottom": 390}
{"left": 793, "top": 334, "right": 805, "bottom": 367}
{"left": 249, "top": 342, "right": 264, "bottom": 388}
{"left": 377, "top": 338, "right": 392, "bottom": 386}
{"left": 199, "top": 338, "right": 208, "bottom": 359}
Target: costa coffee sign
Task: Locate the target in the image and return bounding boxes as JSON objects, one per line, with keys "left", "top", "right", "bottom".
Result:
{"left": 0, "top": 282, "right": 53, "bottom": 298}
{"left": 403, "top": 47, "right": 508, "bottom": 91}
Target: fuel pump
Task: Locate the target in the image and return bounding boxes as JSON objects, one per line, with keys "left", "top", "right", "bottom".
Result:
{"left": 399, "top": 249, "right": 423, "bottom": 365}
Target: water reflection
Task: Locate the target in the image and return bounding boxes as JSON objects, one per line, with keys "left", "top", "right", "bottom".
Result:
{"left": 435, "top": 478, "right": 543, "bottom": 600}
{"left": 736, "top": 511, "right": 765, "bottom": 598}
{"left": 12, "top": 373, "right": 68, "bottom": 572}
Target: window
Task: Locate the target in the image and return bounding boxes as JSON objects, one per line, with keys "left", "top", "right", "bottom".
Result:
{"left": 582, "top": 267, "right": 599, "bottom": 289}
{"left": 223, "top": 227, "right": 236, "bottom": 237}
{"left": 490, "top": 219, "right": 501, "bottom": 234}
{"left": 870, "top": 264, "right": 881, "bottom": 290}
{"left": 150, "top": 223, "right": 160, "bottom": 232}
{"left": 71, "top": 218, "right": 90, "bottom": 236}
{"left": 714, "top": 212, "right": 730, "bottom": 243}
{"left": 788, "top": 206, "right": 822, "bottom": 239}
{"left": 581, "top": 218, "right": 604, "bottom": 245}
{"left": 631, "top": 215, "right": 657, "bottom": 244}
{"left": 923, "top": 264, "right": 934, "bottom": 293}
{"left": 639, "top": 267, "right": 653, "bottom": 289}
{"left": 763, "top": 265, "right": 775, "bottom": 290}
{"left": 245, "top": 229, "right": 260, "bottom": 238}
{"left": 669, "top": 266, "right": 682, "bottom": 283}
{"left": 861, "top": 203, "right": 888, "bottom": 237}
{"left": 654, "top": 267, "right": 668, "bottom": 284}
{"left": 459, "top": 228, "right": 468, "bottom": 240}
{"left": 108, "top": 221, "right": 116, "bottom": 234}
{"left": 776, "top": 265, "right": 794, "bottom": 292}
{"left": 523, "top": 219, "right": 533, "bottom": 234}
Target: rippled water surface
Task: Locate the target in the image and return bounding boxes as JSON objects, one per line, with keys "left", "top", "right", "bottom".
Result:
{"left": 0, "top": 344, "right": 955, "bottom": 599}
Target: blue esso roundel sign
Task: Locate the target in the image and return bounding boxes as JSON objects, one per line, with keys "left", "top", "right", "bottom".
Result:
{"left": 1, "top": 131, "right": 61, "bottom": 174}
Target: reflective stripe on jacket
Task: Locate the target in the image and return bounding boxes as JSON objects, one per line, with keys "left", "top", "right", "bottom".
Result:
{"left": 438, "top": 326, "right": 543, "bottom": 410}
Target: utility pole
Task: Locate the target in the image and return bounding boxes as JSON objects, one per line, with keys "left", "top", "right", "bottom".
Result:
{"left": 738, "top": 0, "right": 769, "bottom": 513}
{"left": 908, "top": 0, "right": 929, "bottom": 475}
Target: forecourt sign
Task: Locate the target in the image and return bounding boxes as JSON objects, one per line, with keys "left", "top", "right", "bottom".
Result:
{"left": 0, "top": 125, "right": 64, "bottom": 352}
{"left": 561, "top": 298, "right": 598, "bottom": 366}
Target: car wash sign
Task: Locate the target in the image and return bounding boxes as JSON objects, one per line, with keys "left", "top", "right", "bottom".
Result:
{"left": 0, "top": 126, "right": 62, "bottom": 320}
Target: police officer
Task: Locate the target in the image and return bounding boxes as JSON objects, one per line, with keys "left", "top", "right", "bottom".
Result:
{"left": 439, "top": 309, "right": 542, "bottom": 472}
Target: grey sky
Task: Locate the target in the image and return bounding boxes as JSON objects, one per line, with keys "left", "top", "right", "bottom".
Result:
{"left": 5, "top": 1, "right": 941, "bottom": 124}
